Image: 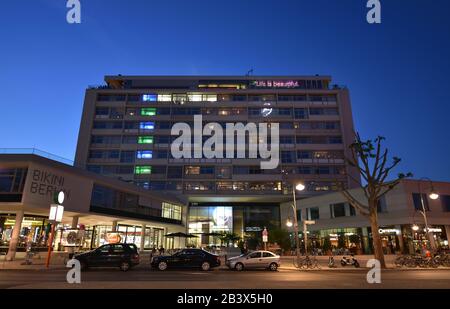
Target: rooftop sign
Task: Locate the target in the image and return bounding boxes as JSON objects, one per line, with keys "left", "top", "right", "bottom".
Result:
{"left": 250, "top": 80, "right": 300, "bottom": 88}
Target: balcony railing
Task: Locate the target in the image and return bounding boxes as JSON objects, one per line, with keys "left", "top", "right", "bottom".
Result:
{"left": 0, "top": 148, "right": 74, "bottom": 166}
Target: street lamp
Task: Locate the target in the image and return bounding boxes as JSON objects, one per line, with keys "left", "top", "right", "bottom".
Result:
{"left": 417, "top": 177, "right": 439, "bottom": 251}
{"left": 286, "top": 218, "right": 293, "bottom": 228}
{"left": 46, "top": 191, "right": 65, "bottom": 268}
{"left": 286, "top": 182, "right": 305, "bottom": 265}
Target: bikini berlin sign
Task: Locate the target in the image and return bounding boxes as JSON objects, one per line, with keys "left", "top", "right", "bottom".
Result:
{"left": 171, "top": 115, "right": 279, "bottom": 169}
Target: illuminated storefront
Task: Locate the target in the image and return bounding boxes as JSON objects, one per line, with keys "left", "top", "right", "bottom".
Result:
{"left": 0, "top": 214, "right": 50, "bottom": 252}
{"left": 188, "top": 203, "right": 280, "bottom": 248}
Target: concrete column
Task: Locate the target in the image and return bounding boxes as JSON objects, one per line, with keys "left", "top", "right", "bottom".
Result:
{"left": 111, "top": 220, "right": 118, "bottom": 232}
{"left": 396, "top": 225, "right": 405, "bottom": 254}
{"left": 5, "top": 210, "right": 24, "bottom": 261}
{"left": 445, "top": 225, "right": 450, "bottom": 245}
{"left": 71, "top": 216, "right": 79, "bottom": 228}
{"left": 140, "top": 224, "right": 146, "bottom": 252}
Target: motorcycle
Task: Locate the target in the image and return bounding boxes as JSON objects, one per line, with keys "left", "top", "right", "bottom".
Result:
{"left": 340, "top": 255, "right": 360, "bottom": 268}
{"left": 328, "top": 256, "right": 337, "bottom": 268}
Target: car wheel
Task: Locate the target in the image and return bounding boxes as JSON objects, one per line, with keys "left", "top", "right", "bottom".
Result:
{"left": 354, "top": 262, "right": 360, "bottom": 268}
{"left": 269, "top": 262, "right": 278, "bottom": 271}
{"left": 120, "top": 261, "right": 131, "bottom": 272}
{"left": 158, "top": 261, "right": 168, "bottom": 271}
{"left": 235, "top": 263, "right": 244, "bottom": 271}
{"left": 201, "top": 261, "right": 211, "bottom": 271}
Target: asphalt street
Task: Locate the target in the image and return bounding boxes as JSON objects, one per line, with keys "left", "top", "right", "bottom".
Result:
{"left": 0, "top": 267, "right": 449, "bottom": 289}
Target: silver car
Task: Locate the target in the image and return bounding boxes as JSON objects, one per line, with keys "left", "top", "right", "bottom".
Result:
{"left": 226, "top": 250, "right": 280, "bottom": 271}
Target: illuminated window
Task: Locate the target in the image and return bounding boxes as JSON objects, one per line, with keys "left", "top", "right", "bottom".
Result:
{"left": 218, "top": 109, "right": 230, "bottom": 116}
{"left": 137, "top": 150, "right": 153, "bottom": 159}
{"left": 173, "top": 94, "right": 187, "bottom": 104}
{"left": 162, "top": 203, "right": 182, "bottom": 220}
{"left": 158, "top": 94, "right": 172, "bottom": 102}
{"left": 138, "top": 136, "right": 153, "bottom": 144}
{"left": 141, "top": 108, "right": 156, "bottom": 116}
{"left": 185, "top": 166, "right": 200, "bottom": 175}
{"left": 204, "top": 94, "right": 217, "bottom": 102}
{"left": 142, "top": 94, "right": 157, "bottom": 102}
{"left": 135, "top": 166, "right": 152, "bottom": 174}
{"left": 188, "top": 94, "right": 202, "bottom": 102}
{"left": 140, "top": 122, "right": 155, "bottom": 130}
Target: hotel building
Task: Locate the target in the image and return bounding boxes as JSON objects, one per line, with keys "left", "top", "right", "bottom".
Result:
{"left": 74, "top": 75, "right": 360, "bottom": 247}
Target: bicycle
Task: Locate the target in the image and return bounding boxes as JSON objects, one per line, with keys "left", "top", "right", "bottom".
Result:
{"left": 299, "top": 256, "right": 320, "bottom": 269}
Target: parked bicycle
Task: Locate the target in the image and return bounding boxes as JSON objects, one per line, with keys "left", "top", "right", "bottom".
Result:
{"left": 394, "top": 253, "right": 449, "bottom": 268}
{"left": 293, "top": 255, "right": 320, "bottom": 269}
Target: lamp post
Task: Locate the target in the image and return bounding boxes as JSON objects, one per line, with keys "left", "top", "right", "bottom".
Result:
{"left": 46, "top": 191, "right": 65, "bottom": 268}
{"left": 286, "top": 183, "right": 305, "bottom": 265}
{"left": 417, "top": 177, "right": 439, "bottom": 251}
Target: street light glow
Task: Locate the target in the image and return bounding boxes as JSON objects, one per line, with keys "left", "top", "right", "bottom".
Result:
{"left": 429, "top": 192, "right": 439, "bottom": 200}
{"left": 412, "top": 224, "right": 419, "bottom": 231}
{"left": 286, "top": 218, "right": 293, "bottom": 227}
{"left": 295, "top": 183, "right": 305, "bottom": 191}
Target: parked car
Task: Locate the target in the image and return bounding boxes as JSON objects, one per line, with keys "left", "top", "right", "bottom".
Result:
{"left": 151, "top": 248, "right": 221, "bottom": 271}
{"left": 226, "top": 250, "right": 280, "bottom": 271}
{"left": 73, "top": 243, "right": 140, "bottom": 271}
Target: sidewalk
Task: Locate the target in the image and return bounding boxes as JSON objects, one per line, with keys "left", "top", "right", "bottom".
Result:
{"left": 0, "top": 252, "right": 69, "bottom": 270}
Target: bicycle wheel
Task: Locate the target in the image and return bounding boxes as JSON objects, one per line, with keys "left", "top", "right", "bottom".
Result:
{"left": 293, "top": 256, "right": 301, "bottom": 269}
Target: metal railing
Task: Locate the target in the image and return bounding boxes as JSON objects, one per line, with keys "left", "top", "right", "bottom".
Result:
{"left": 0, "top": 148, "right": 74, "bottom": 166}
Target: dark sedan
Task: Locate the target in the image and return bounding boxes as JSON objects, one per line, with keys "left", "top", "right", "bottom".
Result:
{"left": 151, "top": 248, "right": 221, "bottom": 271}
{"left": 74, "top": 243, "right": 140, "bottom": 271}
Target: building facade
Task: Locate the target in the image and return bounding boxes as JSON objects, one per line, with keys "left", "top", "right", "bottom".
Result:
{"left": 0, "top": 153, "right": 187, "bottom": 260}
{"left": 74, "top": 75, "right": 360, "bottom": 247}
{"left": 280, "top": 179, "right": 450, "bottom": 255}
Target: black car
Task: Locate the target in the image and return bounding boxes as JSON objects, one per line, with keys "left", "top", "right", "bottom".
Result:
{"left": 151, "top": 248, "right": 221, "bottom": 271}
{"left": 74, "top": 243, "right": 140, "bottom": 271}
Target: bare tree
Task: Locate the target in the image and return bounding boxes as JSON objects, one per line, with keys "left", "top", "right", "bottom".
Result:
{"left": 340, "top": 133, "right": 412, "bottom": 268}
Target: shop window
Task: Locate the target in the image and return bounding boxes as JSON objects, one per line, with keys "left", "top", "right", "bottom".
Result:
{"left": 141, "top": 108, "right": 157, "bottom": 116}
{"left": 135, "top": 166, "right": 152, "bottom": 175}
{"left": 138, "top": 136, "right": 154, "bottom": 144}
{"left": 142, "top": 94, "right": 157, "bottom": 102}
{"left": 137, "top": 150, "right": 152, "bottom": 159}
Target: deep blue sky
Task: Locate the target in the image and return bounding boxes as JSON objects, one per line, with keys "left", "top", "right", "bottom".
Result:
{"left": 1, "top": 0, "right": 449, "bottom": 181}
